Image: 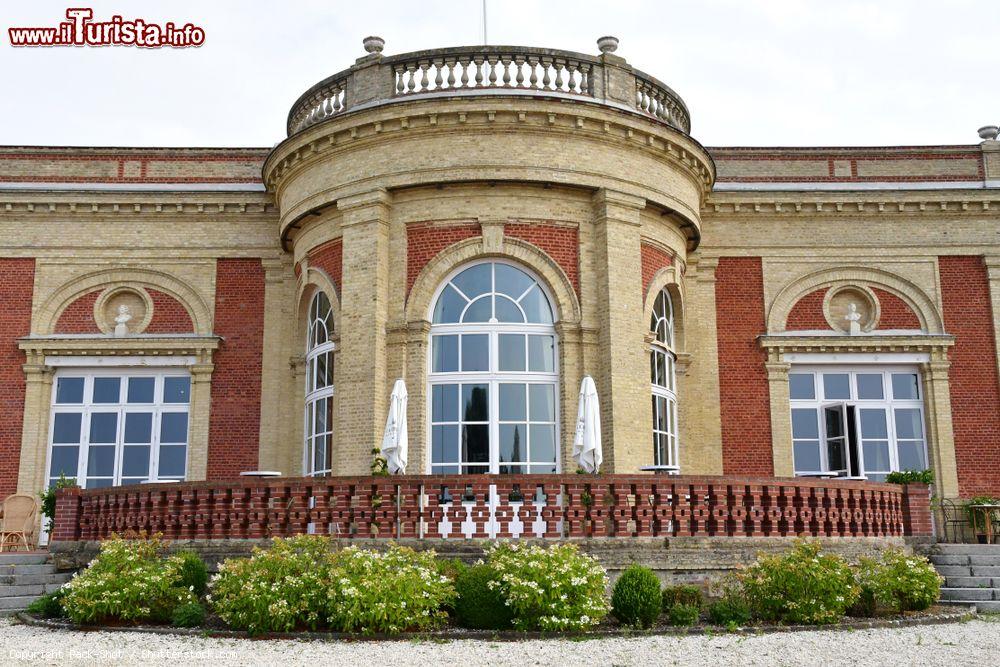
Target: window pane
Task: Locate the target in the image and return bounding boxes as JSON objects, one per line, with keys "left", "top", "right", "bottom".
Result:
{"left": 433, "top": 284, "right": 466, "bottom": 323}
{"left": 898, "top": 441, "right": 926, "bottom": 471}
{"left": 86, "top": 445, "right": 116, "bottom": 476}
{"left": 432, "top": 335, "right": 459, "bottom": 373}
{"left": 859, "top": 409, "right": 888, "bottom": 439}
{"left": 529, "top": 384, "right": 555, "bottom": 422}
{"left": 163, "top": 377, "right": 191, "bottom": 404}
{"left": 520, "top": 285, "right": 553, "bottom": 324}
{"left": 451, "top": 263, "right": 492, "bottom": 300}
{"left": 891, "top": 373, "right": 920, "bottom": 400}
{"left": 894, "top": 408, "right": 924, "bottom": 440}
{"left": 461, "top": 384, "right": 489, "bottom": 422}
{"left": 863, "top": 441, "right": 891, "bottom": 472}
{"left": 89, "top": 413, "right": 117, "bottom": 444}
{"left": 788, "top": 373, "right": 815, "bottom": 400}
{"left": 127, "top": 377, "right": 155, "bottom": 403}
{"left": 55, "top": 377, "right": 84, "bottom": 404}
{"left": 124, "top": 412, "right": 153, "bottom": 444}
{"left": 461, "top": 334, "right": 489, "bottom": 372}
{"left": 529, "top": 424, "right": 556, "bottom": 463}
{"left": 432, "top": 424, "right": 459, "bottom": 463}
{"left": 528, "top": 335, "right": 555, "bottom": 373}
{"left": 92, "top": 377, "right": 121, "bottom": 403}
{"left": 856, "top": 374, "right": 884, "bottom": 400}
{"left": 791, "top": 409, "right": 819, "bottom": 439}
{"left": 653, "top": 395, "right": 668, "bottom": 433}
{"left": 499, "top": 423, "right": 526, "bottom": 463}
{"left": 499, "top": 383, "right": 527, "bottom": 421}
{"left": 827, "top": 439, "right": 848, "bottom": 472}
{"left": 498, "top": 334, "right": 526, "bottom": 371}
{"left": 87, "top": 478, "right": 114, "bottom": 489}
{"left": 494, "top": 296, "right": 524, "bottom": 323}
{"left": 160, "top": 413, "right": 189, "bottom": 443}
{"left": 824, "top": 407, "right": 844, "bottom": 439}
{"left": 794, "top": 441, "right": 821, "bottom": 472}
{"left": 432, "top": 384, "right": 458, "bottom": 422}
{"left": 315, "top": 352, "right": 330, "bottom": 390}
{"left": 52, "top": 413, "right": 82, "bottom": 444}
{"left": 822, "top": 374, "right": 851, "bottom": 399}
{"left": 158, "top": 445, "right": 187, "bottom": 478}
{"left": 494, "top": 263, "right": 534, "bottom": 300}
{"left": 462, "top": 296, "right": 492, "bottom": 323}
{"left": 462, "top": 425, "right": 489, "bottom": 463}
{"left": 49, "top": 446, "right": 79, "bottom": 477}
{"left": 122, "top": 445, "right": 151, "bottom": 477}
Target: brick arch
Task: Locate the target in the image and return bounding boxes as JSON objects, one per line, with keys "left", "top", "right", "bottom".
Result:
{"left": 641, "top": 242, "right": 674, "bottom": 297}
{"left": 296, "top": 267, "right": 341, "bottom": 346}
{"left": 306, "top": 238, "right": 342, "bottom": 296}
{"left": 643, "top": 265, "right": 685, "bottom": 352}
{"left": 783, "top": 285, "right": 924, "bottom": 332}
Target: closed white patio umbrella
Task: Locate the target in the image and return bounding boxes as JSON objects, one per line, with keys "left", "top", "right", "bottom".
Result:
{"left": 572, "top": 375, "right": 602, "bottom": 474}
{"left": 381, "top": 379, "right": 409, "bottom": 474}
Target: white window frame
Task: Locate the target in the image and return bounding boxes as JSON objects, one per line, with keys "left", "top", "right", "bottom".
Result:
{"left": 649, "top": 288, "right": 679, "bottom": 472}
{"left": 45, "top": 368, "right": 191, "bottom": 489}
{"left": 303, "top": 291, "right": 335, "bottom": 477}
{"left": 789, "top": 365, "right": 929, "bottom": 481}
{"left": 426, "top": 260, "right": 560, "bottom": 474}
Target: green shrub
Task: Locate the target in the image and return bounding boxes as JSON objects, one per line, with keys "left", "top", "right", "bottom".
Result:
{"left": 175, "top": 551, "right": 208, "bottom": 596}
{"left": 171, "top": 601, "right": 206, "bottom": 628}
{"left": 453, "top": 564, "right": 513, "bottom": 630}
{"left": 324, "top": 544, "right": 455, "bottom": 634}
{"left": 662, "top": 584, "right": 703, "bottom": 610}
{"left": 611, "top": 565, "right": 662, "bottom": 628}
{"left": 707, "top": 595, "right": 752, "bottom": 626}
{"left": 26, "top": 589, "right": 66, "bottom": 618}
{"left": 855, "top": 548, "right": 942, "bottom": 614}
{"left": 60, "top": 533, "right": 197, "bottom": 624}
{"left": 38, "top": 474, "right": 75, "bottom": 524}
{"left": 738, "top": 540, "right": 859, "bottom": 625}
{"left": 436, "top": 557, "right": 468, "bottom": 582}
{"left": 484, "top": 542, "right": 609, "bottom": 631}
{"left": 667, "top": 603, "right": 700, "bottom": 627}
{"left": 209, "top": 535, "right": 336, "bottom": 634}
{"left": 885, "top": 469, "right": 934, "bottom": 485}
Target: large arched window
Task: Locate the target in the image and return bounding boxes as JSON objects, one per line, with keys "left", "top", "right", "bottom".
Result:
{"left": 304, "top": 291, "right": 334, "bottom": 476}
{"left": 428, "top": 261, "right": 559, "bottom": 474}
{"left": 650, "top": 288, "right": 679, "bottom": 471}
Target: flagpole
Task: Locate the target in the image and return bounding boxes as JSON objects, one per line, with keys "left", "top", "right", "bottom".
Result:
{"left": 482, "top": 0, "right": 488, "bottom": 44}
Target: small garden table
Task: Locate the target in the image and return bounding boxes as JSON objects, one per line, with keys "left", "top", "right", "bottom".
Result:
{"left": 968, "top": 504, "right": 1000, "bottom": 544}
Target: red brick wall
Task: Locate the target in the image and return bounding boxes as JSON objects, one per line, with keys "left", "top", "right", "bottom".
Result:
{"left": 307, "top": 239, "right": 343, "bottom": 294}
{"left": 716, "top": 257, "right": 774, "bottom": 475}
{"left": 146, "top": 289, "right": 194, "bottom": 333}
{"left": 785, "top": 286, "right": 922, "bottom": 331}
{"left": 0, "top": 259, "right": 34, "bottom": 496}
{"left": 939, "top": 256, "right": 1000, "bottom": 497}
{"left": 406, "top": 222, "right": 480, "bottom": 294}
{"left": 54, "top": 290, "right": 101, "bottom": 334}
{"left": 640, "top": 243, "right": 672, "bottom": 296}
{"left": 505, "top": 223, "right": 580, "bottom": 295}
{"left": 207, "top": 259, "right": 265, "bottom": 479}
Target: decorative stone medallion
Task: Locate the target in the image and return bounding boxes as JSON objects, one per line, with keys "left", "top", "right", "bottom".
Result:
{"left": 823, "top": 285, "right": 880, "bottom": 334}
{"left": 93, "top": 287, "right": 153, "bottom": 335}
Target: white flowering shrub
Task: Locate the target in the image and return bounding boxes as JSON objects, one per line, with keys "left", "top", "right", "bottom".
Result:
{"left": 854, "top": 548, "right": 942, "bottom": 613}
{"left": 325, "top": 545, "right": 455, "bottom": 634}
{"left": 209, "top": 535, "right": 335, "bottom": 634}
{"left": 60, "top": 533, "right": 197, "bottom": 625}
{"left": 738, "top": 539, "right": 859, "bottom": 625}
{"left": 484, "top": 542, "right": 609, "bottom": 631}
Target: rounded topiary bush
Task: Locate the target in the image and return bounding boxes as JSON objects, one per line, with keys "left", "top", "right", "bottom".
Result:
{"left": 611, "top": 564, "right": 662, "bottom": 628}
{"left": 454, "top": 564, "right": 513, "bottom": 630}
{"left": 667, "top": 603, "right": 700, "bottom": 627}
{"left": 171, "top": 601, "right": 206, "bottom": 628}
{"left": 175, "top": 550, "right": 209, "bottom": 596}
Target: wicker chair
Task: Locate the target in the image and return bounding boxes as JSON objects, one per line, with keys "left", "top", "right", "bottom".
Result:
{"left": 0, "top": 493, "right": 38, "bottom": 551}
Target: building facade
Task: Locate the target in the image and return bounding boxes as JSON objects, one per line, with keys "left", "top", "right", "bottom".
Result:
{"left": 2, "top": 38, "right": 999, "bottom": 506}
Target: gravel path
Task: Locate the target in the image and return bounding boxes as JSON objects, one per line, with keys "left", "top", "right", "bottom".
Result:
{"left": 2, "top": 617, "right": 997, "bottom": 666}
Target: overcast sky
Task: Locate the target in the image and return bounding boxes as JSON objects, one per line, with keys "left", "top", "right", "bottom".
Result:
{"left": 1, "top": 1, "right": 996, "bottom": 148}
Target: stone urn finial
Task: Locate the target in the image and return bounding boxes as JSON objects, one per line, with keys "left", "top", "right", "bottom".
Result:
{"left": 597, "top": 36, "right": 619, "bottom": 54}
{"left": 363, "top": 36, "right": 385, "bottom": 55}
{"left": 979, "top": 125, "right": 999, "bottom": 141}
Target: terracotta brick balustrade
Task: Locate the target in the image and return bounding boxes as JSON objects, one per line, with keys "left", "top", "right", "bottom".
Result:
{"left": 50, "top": 476, "right": 932, "bottom": 542}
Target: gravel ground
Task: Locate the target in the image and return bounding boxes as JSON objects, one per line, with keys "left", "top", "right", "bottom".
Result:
{"left": 2, "top": 617, "right": 997, "bottom": 667}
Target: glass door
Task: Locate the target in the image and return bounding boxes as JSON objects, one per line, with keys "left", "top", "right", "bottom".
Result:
{"left": 822, "top": 403, "right": 850, "bottom": 476}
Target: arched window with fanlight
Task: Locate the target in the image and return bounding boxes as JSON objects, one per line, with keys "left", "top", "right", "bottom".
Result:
{"left": 304, "top": 291, "right": 335, "bottom": 476}
{"left": 650, "top": 288, "right": 679, "bottom": 471}
{"left": 428, "top": 260, "right": 559, "bottom": 474}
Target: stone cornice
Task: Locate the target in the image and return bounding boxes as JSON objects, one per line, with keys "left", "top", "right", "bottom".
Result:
{"left": 0, "top": 191, "right": 275, "bottom": 217}
{"left": 18, "top": 335, "right": 222, "bottom": 365}
{"left": 759, "top": 333, "right": 954, "bottom": 360}
{"left": 704, "top": 193, "right": 999, "bottom": 217}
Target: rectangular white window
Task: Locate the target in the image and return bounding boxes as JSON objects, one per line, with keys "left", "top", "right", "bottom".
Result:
{"left": 47, "top": 370, "right": 191, "bottom": 488}
{"left": 789, "top": 366, "right": 928, "bottom": 482}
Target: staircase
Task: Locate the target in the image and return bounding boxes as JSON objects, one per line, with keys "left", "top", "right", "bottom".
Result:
{"left": 931, "top": 544, "right": 1000, "bottom": 612}
{"left": 0, "top": 552, "right": 71, "bottom": 615}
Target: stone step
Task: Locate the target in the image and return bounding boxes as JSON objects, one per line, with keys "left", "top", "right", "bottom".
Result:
{"left": 0, "top": 564, "right": 56, "bottom": 576}
{"left": 940, "top": 587, "right": 997, "bottom": 602}
{"left": 0, "top": 553, "right": 49, "bottom": 565}
{"left": 969, "top": 555, "right": 1000, "bottom": 566}
{"left": 972, "top": 566, "right": 1000, "bottom": 577}
{"left": 945, "top": 575, "right": 998, "bottom": 588}
{"left": 934, "top": 544, "right": 1000, "bottom": 555}
{"left": 930, "top": 554, "right": 971, "bottom": 566}
{"left": 0, "top": 595, "right": 37, "bottom": 611}
{"left": 935, "top": 565, "right": 974, "bottom": 577}
{"left": 0, "top": 572, "right": 71, "bottom": 587}
{"left": 971, "top": 600, "right": 1000, "bottom": 612}
{"left": 0, "top": 582, "right": 64, "bottom": 597}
